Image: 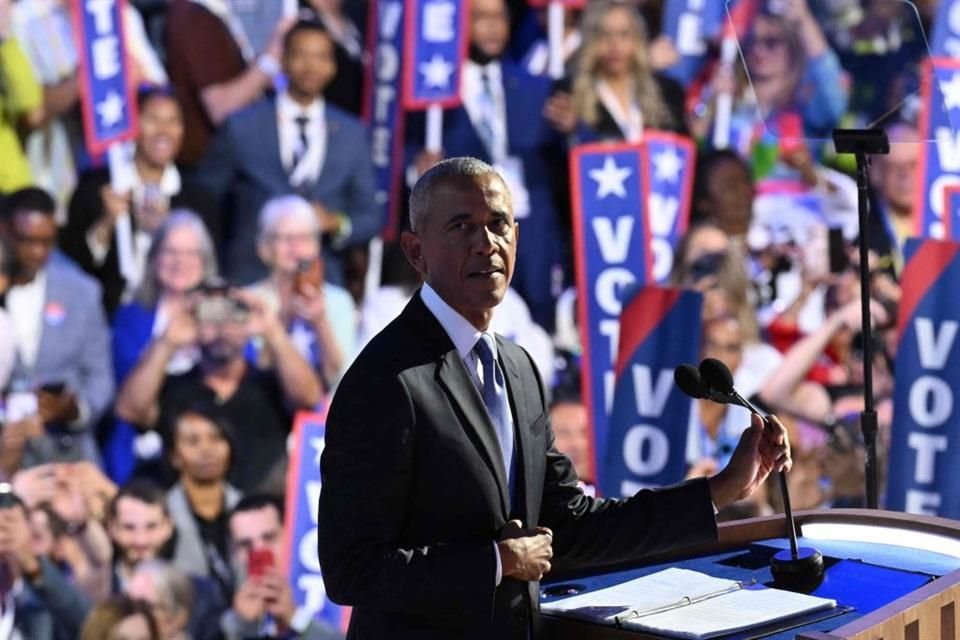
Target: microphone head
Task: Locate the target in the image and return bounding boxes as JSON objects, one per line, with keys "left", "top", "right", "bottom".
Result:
{"left": 699, "top": 358, "right": 735, "bottom": 394}
{"left": 674, "top": 364, "right": 705, "bottom": 399}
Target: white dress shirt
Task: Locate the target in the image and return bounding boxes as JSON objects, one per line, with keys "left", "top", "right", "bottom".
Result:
{"left": 277, "top": 91, "right": 327, "bottom": 188}
{"left": 6, "top": 270, "right": 47, "bottom": 370}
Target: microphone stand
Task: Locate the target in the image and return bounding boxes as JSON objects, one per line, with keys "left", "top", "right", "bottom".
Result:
{"left": 831, "top": 129, "right": 890, "bottom": 510}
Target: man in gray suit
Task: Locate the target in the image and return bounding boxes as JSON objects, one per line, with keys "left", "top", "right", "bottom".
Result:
{"left": 200, "top": 19, "right": 379, "bottom": 288}
{"left": 0, "top": 188, "right": 114, "bottom": 465}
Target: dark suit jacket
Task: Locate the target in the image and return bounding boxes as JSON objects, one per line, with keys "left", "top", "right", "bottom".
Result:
{"left": 318, "top": 292, "right": 718, "bottom": 639}
{"left": 59, "top": 167, "right": 220, "bottom": 317}
{"left": 198, "top": 96, "right": 380, "bottom": 286}
{"left": 13, "top": 557, "right": 91, "bottom": 640}
{"left": 569, "top": 73, "right": 688, "bottom": 144}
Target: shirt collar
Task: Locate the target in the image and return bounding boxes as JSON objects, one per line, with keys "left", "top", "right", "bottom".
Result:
{"left": 132, "top": 163, "right": 181, "bottom": 198}
{"left": 278, "top": 91, "right": 325, "bottom": 122}
{"left": 420, "top": 283, "right": 492, "bottom": 360}
{"left": 465, "top": 59, "right": 502, "bottom": 86}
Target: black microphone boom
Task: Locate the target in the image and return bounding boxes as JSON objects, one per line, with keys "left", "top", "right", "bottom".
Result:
{"left": 680, "top": 358, "right": 824, "bottom": 590}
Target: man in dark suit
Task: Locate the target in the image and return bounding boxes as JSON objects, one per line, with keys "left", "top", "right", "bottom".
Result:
{"left": 408, "top": 0, "right": 568, "bottom": 331}
{"left": 318, "top": 158, "right": 790, "bottom": 639}
{"left": 200, "top": 19, "right": 379, "bottom": 288}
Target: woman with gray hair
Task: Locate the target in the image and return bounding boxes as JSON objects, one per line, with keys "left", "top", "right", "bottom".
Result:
{"left": 106, "top": 210, "right": 219, "bottom": 482}
{"left": 126, "top": 560, "right": 195, "bottom": 640}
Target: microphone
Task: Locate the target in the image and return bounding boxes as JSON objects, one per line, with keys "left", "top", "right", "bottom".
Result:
{"left": 674, "top": 364, "right": 735, "bottom": 405}
{"left": 695, "top": 358, "right": 823, "bottom": 590}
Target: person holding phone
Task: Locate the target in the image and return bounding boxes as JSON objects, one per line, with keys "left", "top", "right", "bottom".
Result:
{"left": 247, "top": 194, "right": 357, "bottom": 392}
{"left": 222, "top": 495, "right": 340, "bottom": 640}
{"left": 0, "top": 187, "right": 114, "bottom": 465}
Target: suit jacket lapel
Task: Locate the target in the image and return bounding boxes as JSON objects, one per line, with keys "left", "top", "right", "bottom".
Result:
{"left": 407, "top": 295, "right": 510, "bottom": 518}
{"left": 497, "top": 338, "right": 536, "bottom": 523}
{"left": 32, "top": 270, "right": 59, "bottom": 375}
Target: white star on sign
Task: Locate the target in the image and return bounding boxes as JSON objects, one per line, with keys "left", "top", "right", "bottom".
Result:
{"left": 589, "top": 156, "right": 632, "bottom": 199}
{"left": 290, "top": 322, "right": 316, "bottom": 360}
{"left": 652, "top": 147, "right": 683, "bottom": 183}
{"left": 96, "top": 90, "right": 125, "bottom": 128}
{"left": 419, "top": 54, "right": 455, "bottom": 88}
{"left": 939, "top": 71, "right": 960, "bottom": 111}
{"left": 310, "top": 437, "right": 325, "bottom": 467}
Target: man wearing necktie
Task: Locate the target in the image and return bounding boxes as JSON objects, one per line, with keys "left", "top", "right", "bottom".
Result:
{"left": 199, "top": 20, "right": 379, "bottom": 288}
{"left": 407, "top": 0, "right": 569, "bottom": 333}
{"left": 318, "top": 158, "right": 791, "bottom": 639}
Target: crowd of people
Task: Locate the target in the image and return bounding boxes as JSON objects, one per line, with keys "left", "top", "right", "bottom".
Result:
{"left": 0, "top": 0, "right": 943, "bottom": 636}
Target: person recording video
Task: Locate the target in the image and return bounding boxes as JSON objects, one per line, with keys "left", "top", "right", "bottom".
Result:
{"left": 115, "top": 277, "right": 320, "bottom": 493}
{"left": 0, "top": 187, "right": 114, "bottom": 469}
{"left": 247, "top": 195, "right": 357, "bottom": 392}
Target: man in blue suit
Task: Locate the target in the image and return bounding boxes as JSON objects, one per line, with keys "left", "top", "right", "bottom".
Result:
{"left": 0, "top": 188, "right": 114, "bottom": 465}
{"left": 200, "top": 20, "right": 380, "bottom": 288}
{"left": 409, "top": 0, "right": 568, "bottom": 331}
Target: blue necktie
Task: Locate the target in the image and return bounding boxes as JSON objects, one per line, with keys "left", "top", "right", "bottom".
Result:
{"left": 474, "top": 334, "right": 515, "bottom": 495}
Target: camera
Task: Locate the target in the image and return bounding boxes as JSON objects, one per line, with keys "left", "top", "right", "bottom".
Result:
{"left": 193, "top": 279, "right": 249, "bottom": 326}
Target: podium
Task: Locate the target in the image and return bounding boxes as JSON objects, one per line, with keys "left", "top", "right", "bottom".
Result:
{"left": 542, "top": 509, "right": 960, "bottom": 640}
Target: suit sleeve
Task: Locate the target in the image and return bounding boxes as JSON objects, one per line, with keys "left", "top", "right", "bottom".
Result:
{"left": 28, "top": 557, "right": 91, "bottom": 637}
{"left": 318, "top": 368, "right": 498, "bottom": 618}
{"left": 74, "top": 279, "right": 115, "bottom": 428}
{"left": 525, "top": 350, "right": 718, "bottom": 571}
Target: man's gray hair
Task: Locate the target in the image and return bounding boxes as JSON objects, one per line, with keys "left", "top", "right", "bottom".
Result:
{"left": 257, "top": 194, "right": 320, "bottom": 243}
{"left": 408, "top": 157, "right": 505, "bottom": 232}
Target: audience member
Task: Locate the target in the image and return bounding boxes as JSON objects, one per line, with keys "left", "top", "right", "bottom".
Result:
{"left": 303, "top": 0, "right": 366, "bottom": 114}
{"left": 0, "top": 306, "right": 14, "bottom": 390}
{"left": 200, "top": 19, "right": 378, "bottom": 289}
{"left": 248, "top": 195, "right": 356, "bottom": 391}
{"left": 60, "top": 89, "right": 219, "bottom": 316}
{"left": 108, "top": 211, "right": 218, "bottom": 483}
{"left": 164, "top": 0, "right": 293, "bottom": 167}
{"left": 544, "top": 0, "right": 686, "bottom": 142}
{"left": 867, "top": 122, "right": 920, "bottom": 273}
{"left": 0, "top": 6, "right": 43, "bottom": 194}
{"left": 79, "top": 595, "right": 160, "bottom": 640}
{"left": 0, "top": 187, "right": 114, "bottom": 466}
{"left": 0, "top": 487, "right": 91, "bottom": 639}
{"left": 410, "top": 0, "right": 568, "bottom": 330}
{"left": 114, "top": 280, "right": 321, "bottom": 493}
{"left": 107, "top": 480, "right": 225, "bottom": 639}
{"left": 692, "top": 149, "right": 755, "bottom": 239}
{"left": 222, "top": 495, "right": 341, "bottom": 640}
{"left": 14, "top": 462, "right": 115, "bottom": 602}
{"left": 10, "top": 0, "right": 167, "bottom": 212}
{"left": 106, "top": 480, "right": 175, "bottom": 593}
{"left": 125, "top": 561, "right": 195, "bottom": 640}
{"left": 549, "top": 397, "right": 593, "bottom": 486}
{"left": 166, "top": 405, "right": 240, "bottom": 603}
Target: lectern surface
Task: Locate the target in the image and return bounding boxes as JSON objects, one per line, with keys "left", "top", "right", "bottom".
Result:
{"left": 542, "top": 536, "right": 960, "bottom": 639}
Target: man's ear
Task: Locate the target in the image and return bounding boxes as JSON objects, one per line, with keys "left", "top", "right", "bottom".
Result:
{"left": 400, "top": 230, "right": 426, "bottom": 275}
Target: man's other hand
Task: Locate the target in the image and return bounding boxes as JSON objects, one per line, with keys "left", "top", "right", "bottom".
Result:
{"left": 497, "top": 519, "right": 553, "bottom": 582}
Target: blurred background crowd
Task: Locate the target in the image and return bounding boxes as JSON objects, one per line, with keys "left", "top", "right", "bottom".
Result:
{"left": 0, "top": 0, "right": 945, "bottom": 637}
